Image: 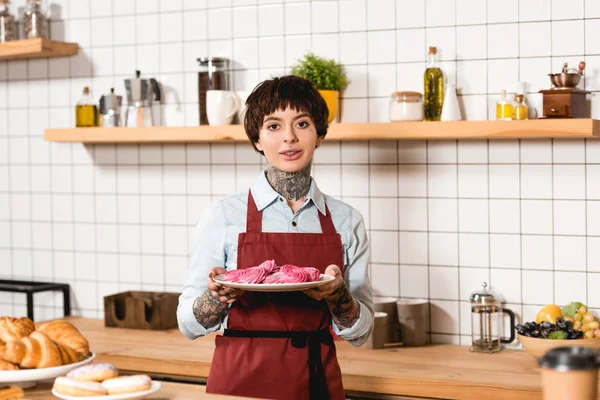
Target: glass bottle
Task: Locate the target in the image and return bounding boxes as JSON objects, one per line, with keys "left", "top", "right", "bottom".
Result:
{"left": 496, "top": 90, "right": 512, "bottom": 121}
{"left": 424, "top": 46, "right": 444, "bottom": 121}
{"left": 76, "top": 87, "right": 98, "bottom": 128}
{"left": 0, "top": 0, "right": 15, "bottom": 42}
{"left": 511, "top": 94, "right": 528, "bottom": 121}
{"left": 23, "top": 0, "right": 45, "bottom": 39}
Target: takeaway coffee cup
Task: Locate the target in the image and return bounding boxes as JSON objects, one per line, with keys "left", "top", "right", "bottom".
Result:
{"left": 539, "top": 347, "right": 600, "bottom": 400}
{"left": 396, "top": 299, "right": 428, "bottom": 346}
{"left": 206, "top": 90, "right": 240, "bottom": 126}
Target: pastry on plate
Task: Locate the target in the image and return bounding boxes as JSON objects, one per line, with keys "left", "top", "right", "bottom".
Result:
{"left": 67, "top": 363, "right": 119, "bottom": 382}
{"left": 53, "top": 377, "right": 107, "bottom": 397}
{"left": 102, "top": 374, "right": 152, "bottom": 395}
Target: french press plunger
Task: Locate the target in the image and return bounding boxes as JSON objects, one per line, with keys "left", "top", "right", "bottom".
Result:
{"left": 469, "top": 282, "right": 515, "bottom": 353}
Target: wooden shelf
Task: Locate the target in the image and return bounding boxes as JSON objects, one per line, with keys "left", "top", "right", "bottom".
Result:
{"left": 44, "top": 119, "right": 600, "bottom": 144}
{"left": 0, "top": 38, "right": 78, "bottom": 60}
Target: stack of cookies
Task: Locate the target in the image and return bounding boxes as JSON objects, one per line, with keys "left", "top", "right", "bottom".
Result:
{"left": 53, "top": 363, "right": 153, "bottom": 397}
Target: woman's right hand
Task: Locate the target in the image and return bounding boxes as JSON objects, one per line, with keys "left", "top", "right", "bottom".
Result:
{"left": 207, "top": 267, "right": 245, "bottom": 304}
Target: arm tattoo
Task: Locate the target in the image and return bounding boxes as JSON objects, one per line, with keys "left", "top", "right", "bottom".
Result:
{"left": 266, "top": 163, "right": 312, "bottom": 201}
{"left": 325, "top": 281, "right": 361, "bottom": 330}
{"left": 193, "top": 289, "right": 229, "bottom": 329}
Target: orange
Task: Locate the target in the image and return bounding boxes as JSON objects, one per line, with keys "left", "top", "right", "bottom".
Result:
{"left": 536, "top": 305, "right": 563, "bottom": 324}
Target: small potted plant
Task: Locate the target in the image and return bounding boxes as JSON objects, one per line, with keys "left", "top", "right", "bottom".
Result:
{"left": 290, "top": 52, "right": 348, "bottom": 123}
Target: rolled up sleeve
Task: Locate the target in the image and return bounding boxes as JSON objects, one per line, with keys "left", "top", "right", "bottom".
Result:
{"left": 331, "top": 208, "right": 374, "bottom": 346}
{"left": 177, "top": 201, "right": 228, "bottom": 339}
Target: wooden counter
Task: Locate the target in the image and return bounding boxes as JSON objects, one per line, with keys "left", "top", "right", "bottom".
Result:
{"left": 24, "top": 381, "right": 259, "bottom": 400}
{"left": 67, "top": 318, "right": 595, "bottom": 400}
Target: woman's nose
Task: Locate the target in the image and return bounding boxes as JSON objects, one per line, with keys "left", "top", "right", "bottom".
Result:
{"left": 283, "top": 127, "right": 299, "bottom": 143}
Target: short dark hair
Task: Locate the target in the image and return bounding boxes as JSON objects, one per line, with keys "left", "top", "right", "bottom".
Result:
{"left": 243, "top": 75, "right": 329, "bottom": 155}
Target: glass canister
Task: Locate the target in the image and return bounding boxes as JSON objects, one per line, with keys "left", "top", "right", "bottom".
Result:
{"left": 23, "top": 0, "right": 46, "bottom": 39}
{"left": 0, "top": 0, "right": 15, "bottom": 42}
{"left": 197, "top": 57, "right": 230, "bottom": 125}
{"left": 389, "top": 91, "right": 424, "bottom": 122}
{"left": 469, "top": 282, "right": 515, "bottom": 353}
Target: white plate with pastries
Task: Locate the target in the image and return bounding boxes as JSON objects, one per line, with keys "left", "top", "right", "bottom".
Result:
{"left": 0, "top": 353, "right": 95, "bottom": 387}
{"left": 52, "top": 381, "right": 161, "bottom": 400}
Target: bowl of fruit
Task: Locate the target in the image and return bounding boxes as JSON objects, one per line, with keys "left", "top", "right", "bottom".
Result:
{"left": 516, "top": 302, "right": 600, "bottom": 359}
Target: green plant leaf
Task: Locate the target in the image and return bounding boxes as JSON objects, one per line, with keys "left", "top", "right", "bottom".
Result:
{"left": 289, "top": 52, "right": 348, "bottom": 91}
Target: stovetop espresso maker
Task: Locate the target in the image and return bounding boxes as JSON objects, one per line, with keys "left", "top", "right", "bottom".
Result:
{"left": 124, "top": 70, "right": 161, "bottom": 127}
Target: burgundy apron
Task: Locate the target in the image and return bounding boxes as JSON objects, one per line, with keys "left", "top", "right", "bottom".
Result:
{"left": 206, "top": 192, "right": 346, "bottom": 400}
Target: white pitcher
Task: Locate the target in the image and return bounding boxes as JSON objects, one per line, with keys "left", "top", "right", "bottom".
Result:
{"left": 441, "top": 83, "right": 462, "bottom": 121}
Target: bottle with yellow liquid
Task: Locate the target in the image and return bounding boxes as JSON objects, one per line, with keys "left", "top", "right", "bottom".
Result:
{"left": 496, "top": 90, "right": 512, "bottom": 120}
{"left": 424, "top": 46, "right": 444, "bottom": 121}
{"left": 76, "top": 86, "right": 98, "bottom": 127}
{"left": 511, "top": 94, "right": 528, "bottom": 120}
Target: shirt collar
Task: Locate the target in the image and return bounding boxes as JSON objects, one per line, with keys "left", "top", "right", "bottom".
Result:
{"left": 250, "top": 170, "right": 327, "bottom": 215}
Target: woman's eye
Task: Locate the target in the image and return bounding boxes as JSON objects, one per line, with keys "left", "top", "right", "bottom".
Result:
{"left": 297, "top": 121, "right": 309, "bottom": 128}
{"left": 267, "top": 124, "right": 279, "bottom": 130}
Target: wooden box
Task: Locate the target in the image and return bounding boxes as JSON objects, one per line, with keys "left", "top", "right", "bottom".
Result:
{"left": 104, "top": 291, "right": 179, "bottom": 330}
{"left": 539, "top": 89, "right": 590, "bottom": 118}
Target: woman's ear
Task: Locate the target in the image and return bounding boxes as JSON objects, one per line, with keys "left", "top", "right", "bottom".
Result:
{"left": 315, "top": 136, "right": 324, "bottom": 148}
{"left": 255, "top": 140, "right": 263, "bottom": 152}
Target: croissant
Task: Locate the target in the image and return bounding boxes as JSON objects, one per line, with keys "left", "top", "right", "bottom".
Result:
{"left": 35, "top": 320, "right": 89, "bottom": 356}
{"left": 0, "top": 359, "right": 19, "bottom": 371}
{"left": 0, "top": 317, "right": 35, "bottom": 343}
{"left": 0, "top": 331, "right": 63, "bottom": 368}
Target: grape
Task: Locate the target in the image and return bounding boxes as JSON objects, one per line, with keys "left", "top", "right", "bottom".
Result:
{"left": 579, "top": 306, "right": 588, "bottom": 314}
{"left": 574, "top": 313, "right": 583, "bottom": 322}
{"left": 588, "top": 321, "right": 600, "bottom": 330}
{"left": 573, "top": 321, "right": 583, "bottom": 331}
{"left": 584, "top": 330, "right": 594, "bottom": 339}
{"left": 582, "top": 324, "right": 591, "bottom": 333}
{"left": 583, "top": 312, "right": 595, "bottom": 323}
{"left": 594, "top": 329, "right": 600, "bottom": 339}
{"left": 564, "top": 316, "right": 574, "bottom": 323}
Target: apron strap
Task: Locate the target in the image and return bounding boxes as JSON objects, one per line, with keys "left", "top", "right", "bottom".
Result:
{"left": 223, "top": 328, "right": 333, "bottom": 400}
{"left": 246, "top": 191, "right": 262, "bottom": 233}
{"left": 247, "top": 191, "right": 337, "bottom": 235}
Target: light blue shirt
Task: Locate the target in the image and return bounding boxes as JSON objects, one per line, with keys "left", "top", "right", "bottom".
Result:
{"left": 177, "top": 170, "right": 374, "bottom": 346}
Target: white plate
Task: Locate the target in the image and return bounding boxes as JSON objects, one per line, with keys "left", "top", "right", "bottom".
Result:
{"left": 52, "top": 381, "right": 161, "bottom": 400}
{"left": 0, "top": 353, "right": 95, "bottom": 387}
{"left": 213, "top": 273, "right": 335, "bottom": 292}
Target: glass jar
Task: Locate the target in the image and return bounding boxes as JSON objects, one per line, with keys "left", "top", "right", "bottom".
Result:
{"left": 197, "top": 57, "right": 230, "bottom": 125}
{"left": 0, "top": 0, "right": 15, "bottom": 42}
{"left": 389, "top": 91, "right": 424, "bottom": 121}
{"left": 469, "top": 282, "right": 515, "bottom": 353}
{"left": 23, "top": 0, "right": 45, "bottom": 39}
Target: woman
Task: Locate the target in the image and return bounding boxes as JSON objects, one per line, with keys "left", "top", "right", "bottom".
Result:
{"left": 177, "top": 75, "right": 374, "bottom": 400}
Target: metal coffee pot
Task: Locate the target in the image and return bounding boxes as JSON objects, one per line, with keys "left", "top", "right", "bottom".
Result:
{"left": 124, "top": 70, "right": 161, "bottom": 127}
{"left": 99, "top": 88, "right": 123, "bottom": 128}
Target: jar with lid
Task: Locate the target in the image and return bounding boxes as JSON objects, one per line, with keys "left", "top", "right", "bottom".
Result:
{"left": 197, "top": 57, "right": 230, "bottom": 125}
{"left": 0, "top": 0, "right": 15, "bottom": 42}
{"left": 469, "top": 282, "right": 515, "bottom": 353}
{"left": 23, "top": 0, "right": 46, "bottom": 39}
{"left": 389, "top": 91, "right": 424, "bottom": 122}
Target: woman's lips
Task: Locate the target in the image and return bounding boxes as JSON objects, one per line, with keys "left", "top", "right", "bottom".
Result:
{"left": 279, "top": 149, "right": 303, "bottom": 161}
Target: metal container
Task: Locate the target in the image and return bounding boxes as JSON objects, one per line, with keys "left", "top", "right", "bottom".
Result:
{"left": 470, "top": 282, "right": 515, "bottom": 353}
{"left": 549, "top": 61, "right": 585, "bottom": 89}
{"left": 124, "top": 70, "right": 161, "bottom": 127}
{"left": 99, "top": 88, "right": 123, "bottom": 128}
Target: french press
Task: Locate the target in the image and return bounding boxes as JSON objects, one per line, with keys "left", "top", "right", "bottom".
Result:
{"left": 469, "top": 282, "right": 515, "bottom": 353}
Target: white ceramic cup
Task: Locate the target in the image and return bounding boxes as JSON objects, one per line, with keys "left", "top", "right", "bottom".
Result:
{"left": 206, "top": 90, "right": 240, "bottom": 126}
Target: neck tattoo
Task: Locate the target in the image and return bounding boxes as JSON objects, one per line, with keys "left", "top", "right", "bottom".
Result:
{"left": 266, "top": 164, "right": 312, "bottom": 201}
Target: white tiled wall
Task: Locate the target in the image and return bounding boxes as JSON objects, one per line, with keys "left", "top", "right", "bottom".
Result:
{"left": 2, "top": 0, "right": 600, "bottom": 346}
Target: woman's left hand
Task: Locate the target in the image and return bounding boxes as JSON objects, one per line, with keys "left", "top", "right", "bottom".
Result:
{"left": 302, "top": 264, "right": 344, "bottom": 301}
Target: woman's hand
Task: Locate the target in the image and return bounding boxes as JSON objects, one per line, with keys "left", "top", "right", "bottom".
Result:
{"left": 207, "top": 267, "right": 245, "bottom": 304}
{"left": 302, "top": 265, "right": 361, "bottom": 330}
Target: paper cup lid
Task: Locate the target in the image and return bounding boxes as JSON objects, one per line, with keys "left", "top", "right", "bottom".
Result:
{"left": 539, "top": 347, "right": 600, "bottom": 371}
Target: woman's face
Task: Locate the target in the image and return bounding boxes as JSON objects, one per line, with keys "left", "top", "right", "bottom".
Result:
{"left": 255, "top": 107, "right": 323, "bottom": 173}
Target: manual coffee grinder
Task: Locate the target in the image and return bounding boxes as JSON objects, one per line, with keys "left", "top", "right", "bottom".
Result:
{"left": 469, "top": 283, "right": 516, "bottom": 353}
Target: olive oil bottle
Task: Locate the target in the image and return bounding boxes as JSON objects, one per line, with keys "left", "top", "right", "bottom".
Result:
{"left": 76, "top": 86, "right": 98, "bottom": 127}
{"left": 424, "top": 46, "right": 444, "bottom": 121}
